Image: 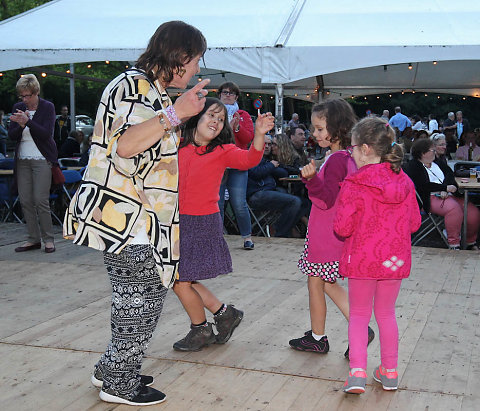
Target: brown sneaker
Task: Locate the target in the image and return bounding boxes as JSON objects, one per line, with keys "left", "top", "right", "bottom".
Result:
{"left": 214, "top": 305, "right": 244, "bottom": 344}
{"left": 173, "top": 323, "right": 216, "bottom": 351}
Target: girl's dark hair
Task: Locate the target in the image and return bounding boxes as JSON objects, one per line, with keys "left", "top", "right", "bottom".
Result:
{"left": 352, "top": 117, "right": 404, "bottom": 173}
{"left": 411, "top": 138, "right": 433, "bottom": 160}
{"left": 136, "top": 21, "right": 207, "bottom": 84}
{"left": 180, "top": 97, "right": 234, "bottom": 154}
{"left": 311, "top": 98, "right": 357, "bottom": 149}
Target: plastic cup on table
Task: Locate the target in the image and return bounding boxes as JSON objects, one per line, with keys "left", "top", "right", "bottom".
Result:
{"left": 470, "top": 168, "right": 477, "bottom": 181}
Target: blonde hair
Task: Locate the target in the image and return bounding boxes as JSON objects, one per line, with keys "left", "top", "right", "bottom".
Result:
{"left": 274, "top": 133, "right": 301, "bottom": 165}
{"left": 352, "top": 117, "right": 404, "bottom": 173}
{"left": 16, "top": 74, "right": 40, "bottom": 95}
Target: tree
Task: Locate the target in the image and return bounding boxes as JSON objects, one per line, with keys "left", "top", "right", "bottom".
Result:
{"left": 0, "top": 0, "right": 50, "bottom": 21}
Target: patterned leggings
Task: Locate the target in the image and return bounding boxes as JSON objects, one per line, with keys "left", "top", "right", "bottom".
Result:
{"left": 97, "top": 244, "right": 167, "bottom": 399}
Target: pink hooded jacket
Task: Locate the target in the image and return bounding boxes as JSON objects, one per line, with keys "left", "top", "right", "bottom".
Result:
{"left": 334, "top": 162, "right": 421, "bottom": 279}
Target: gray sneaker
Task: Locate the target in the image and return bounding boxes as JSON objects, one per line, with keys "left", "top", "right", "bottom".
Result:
{"left": 373, "top": 365, "right": 398, "bottom": 390}
{"left": 214, "top": 305, "right": 243, "bottom": 344}
{"left": 343, "top": 370, "right": 367, "bottom": 394}
{"left": 173, "top": 323, "right": 216, "bottom": 351}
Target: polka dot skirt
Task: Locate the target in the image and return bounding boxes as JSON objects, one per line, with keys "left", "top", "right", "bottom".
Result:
{"left": 297, "top": 229, "right": 342, "bottom": 283}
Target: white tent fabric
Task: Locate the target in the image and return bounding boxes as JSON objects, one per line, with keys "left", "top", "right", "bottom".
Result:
{"left": 0, "top": 0, "right": 479, "bottom": 98}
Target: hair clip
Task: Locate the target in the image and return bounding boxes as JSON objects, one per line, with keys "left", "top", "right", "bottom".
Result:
{"left": 385, "top": 123, "right": 390, "bottom": 128}
{"left": 391, "top": 141, "right": 396, "bottom": 147}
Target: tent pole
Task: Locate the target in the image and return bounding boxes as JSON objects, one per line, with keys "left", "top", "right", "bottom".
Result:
{"left": 275, "top": 83, "right": 284, "bottom": 134}
{"left": 69, "top": 63, "right": 76, "bottom": 131}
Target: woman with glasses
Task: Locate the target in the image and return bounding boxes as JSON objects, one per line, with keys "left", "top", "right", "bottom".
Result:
{"left": 405, "top": 138, "right": 480, "bottom": 250}
{"left": 217, "top": 82, "right": 255, "bottom": 249}
{"left": 8, "top": 74, "right": 57, "bottom": 253}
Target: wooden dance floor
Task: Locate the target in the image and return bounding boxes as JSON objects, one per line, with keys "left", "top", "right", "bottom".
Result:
{"left": 0, "top": 222, "right": 479, "bottom": 410}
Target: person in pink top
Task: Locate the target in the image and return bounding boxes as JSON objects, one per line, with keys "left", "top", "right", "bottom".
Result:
{"left": 335, "top": 118, "right": 421, "bottom": 394}
{"left": 173, "top": 97, "right": 274, "bottom": 351}
{"left": 289, "top": 98, "right": 375, "bottom": 357}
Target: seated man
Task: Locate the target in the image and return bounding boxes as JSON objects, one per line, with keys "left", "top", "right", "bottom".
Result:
{"left": 247, "top": 135, "right": 302, "bottom": 237}
{"left": 287, "top": 125, "right": 308, "bottom": 165}
{"left": 58, "top": 130, "right": 84, "bottom": 158}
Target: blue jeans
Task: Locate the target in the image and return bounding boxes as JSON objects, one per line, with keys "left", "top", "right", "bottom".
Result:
{"left": 219, "top": 169, "right": 251, "bottom": 238}
{"left": 248, "top": 189, "right": 302, "bottom": 237}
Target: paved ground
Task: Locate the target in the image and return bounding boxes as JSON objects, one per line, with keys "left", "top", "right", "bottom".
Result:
{"left": 0, "top": 222, "right": 479, "bottom": 410}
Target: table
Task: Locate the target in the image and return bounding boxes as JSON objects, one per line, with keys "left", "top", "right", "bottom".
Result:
{"left": 278, "top": 176, "right": 303, "bottom": 195}
{"left": 455, "top": 177, "right": 480, "bottom": 248}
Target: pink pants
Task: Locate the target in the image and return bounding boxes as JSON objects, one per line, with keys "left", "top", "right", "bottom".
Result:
{"left": 429, "top": 195, "right": 480, "bottom": 246}
{"left": 348, "top": 278, "right": 402, "bottom": 370}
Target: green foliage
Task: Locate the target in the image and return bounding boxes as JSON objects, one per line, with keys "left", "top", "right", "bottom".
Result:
{"left": 0, "top": 0, "right": 51, "bottom": 21}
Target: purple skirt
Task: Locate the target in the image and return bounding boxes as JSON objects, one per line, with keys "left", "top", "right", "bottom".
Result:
{"left": 178, "top": 213, "right": 232, "bottom": 281}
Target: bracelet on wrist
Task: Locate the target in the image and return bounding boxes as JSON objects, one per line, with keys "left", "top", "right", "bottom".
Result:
{"left": 157, "top": 110, "right": 172, "bottom": 133}
{"left": 164, "top": 105, "right": 182, "bottom": 127}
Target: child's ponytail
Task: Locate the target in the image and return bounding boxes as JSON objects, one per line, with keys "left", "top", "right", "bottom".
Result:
{"left": 384, "top": 141, "right": 404, "bottom": 174}
{"left": 351, "top": 117, "right": 404, "bottom": 173}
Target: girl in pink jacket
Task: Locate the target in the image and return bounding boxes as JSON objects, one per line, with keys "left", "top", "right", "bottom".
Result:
{"left": 289, "top": 99, "right": 376, "bottom": 357}
{"left": 335, "top": 117, "right": 421, "bottom": 394}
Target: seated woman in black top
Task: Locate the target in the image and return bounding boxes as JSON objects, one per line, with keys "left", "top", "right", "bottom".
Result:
{"left": 404, "top": 138, "right": 480, "bottom": 250}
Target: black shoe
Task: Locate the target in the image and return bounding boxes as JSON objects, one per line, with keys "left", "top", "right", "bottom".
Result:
{"left": 289, "top": 331, "right": 329, "bottom": 353}
{"left": 14, "top": 243, "right": 41, "bottom": 252}
{"left": 214, "top": 305, "right": 244, "bottom": 344}
{"left": 91, "top": 367, "right": 154, "bottom": 388}
{"left": 244, "top": 240, "right": 254, "bottom": 250}
{"left": 173, "top": 323, "right": 216, "bottom": 351}
{"left": 344, "top": 326, "right": 375, "bottom": 359}
{"left": 99, "top": 384, "right": 166, "bottom": 406}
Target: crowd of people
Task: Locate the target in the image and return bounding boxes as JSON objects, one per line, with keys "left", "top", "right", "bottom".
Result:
{"left": 2, "top": 19, "right": 479, "bottom": 406}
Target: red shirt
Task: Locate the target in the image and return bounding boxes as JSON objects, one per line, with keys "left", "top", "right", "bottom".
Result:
{"left": 179, "top": 143, "right": 263, "bottom": 215}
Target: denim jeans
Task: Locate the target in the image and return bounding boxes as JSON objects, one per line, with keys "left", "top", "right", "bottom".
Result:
{"left": 248, "top": 189, "right": 302, "bottom": 237}
{"left": 219, "top": 169, "right": 251, "bottom": 238}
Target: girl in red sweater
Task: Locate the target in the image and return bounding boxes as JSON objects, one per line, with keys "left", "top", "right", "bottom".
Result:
{"left": 334, "top": 118, "right": 421, "bottom": 394}
{"left": 173, "top": 97, "right": 274, "bottom": 351}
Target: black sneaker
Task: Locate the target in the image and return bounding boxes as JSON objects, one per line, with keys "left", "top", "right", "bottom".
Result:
{"left": 99, "top": 384, "right": 166, "bottom": 406}
{"left": 91, "top": 366, "right": 154, "bottom": 388}
{"left": 244, "top": 240, "right": 254, "bottom": 250}
{"left": 173, "top": 323, "right": 216, "bottom": 351}
{"left": 214, "top": 305, "right": 244, "bottom": 344}
{"left": 289, "top": 331, "right": 329, "bottom": 353}
{"left": 344, "top": 326, "right": 375, "bottom": 359}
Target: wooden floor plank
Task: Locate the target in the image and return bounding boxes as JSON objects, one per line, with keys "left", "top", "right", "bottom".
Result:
{"left": 0, "top": 223, "right": 478, "bottom": 410}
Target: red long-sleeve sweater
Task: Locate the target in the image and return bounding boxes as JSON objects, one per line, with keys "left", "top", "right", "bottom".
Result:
{"left": 179, "top": 143, "right": 263, "bottom": 215}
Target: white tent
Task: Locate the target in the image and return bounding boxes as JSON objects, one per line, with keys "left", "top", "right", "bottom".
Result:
{"left": 1, "top": 0, "right": 479, "bottom": 104}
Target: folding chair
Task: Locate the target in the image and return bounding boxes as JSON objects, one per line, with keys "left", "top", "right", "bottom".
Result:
{"left": 0, "top": 178, "right": 22, "bottom": 223}
{"left": 248, "top": 204, "right": 280, "bottom": 237}
{"left": 411, "top": 191, "right": 449, "bottom": 247}
{"left": 62, "top": 169, "right": 83, "bottom": 202}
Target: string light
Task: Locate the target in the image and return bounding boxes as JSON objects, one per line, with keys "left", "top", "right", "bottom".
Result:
{"left": 463, "top": 97, "right": 466, "bottom": 100}
{"left": 294, "top": 93, "right": 298, "bottom": 97}
{"left": 389, "top": 94, "right": 392, "bottom": 98}
{"left": 41, "top": 72, "right": 47, "bottom": 77}
{"left": 376, "top": 96, "right": 380, "bottom": 99}
{"left": 424, "top": 93, "right": 428, "bottom": 97}
{"left": 306, "top": 94, "right": 310, "bottom": 99}
{"left": 412, "top": 90, "right": 415, "bottom": 94}
{"left": 408, "top": 63, "right": 413, "bottom": 70}
{"left": 433, "top": 61, "right": 437, "bottom": 65}
{"left": 364, "top": 97, "right": 367, "bottom": 100}
{"left": 437, "top": 96, "right": 441, "bottom": 99}
{"left": 0, "top": 73, "right": 3, "bottom": 77}
{"left": 87, "top": 64, "right": 92, "bottom": 68}
{"left": 66, "top": 69, "right": 70, "bottom": 74}
{"left": 125, "top": 65, "right": 129, "bottom": 69}
{"left": 105, "top": 60, "right": 110, "bottom": 64}
{"left": 198, "top": 77, "right": 202, "bottom": 82}
{"left": 246, "top": 93, "right": 250, "bottom": 97}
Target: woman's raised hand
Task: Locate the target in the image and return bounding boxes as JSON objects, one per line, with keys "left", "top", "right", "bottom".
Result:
{"left": 301, "top": 159, "right": 317, "bottom": 181}
{"left": 173, "top": 79, "right": 210, "bottom": 121}
{"left": 255, "top": 112, "right": 274, "bottom": 135}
